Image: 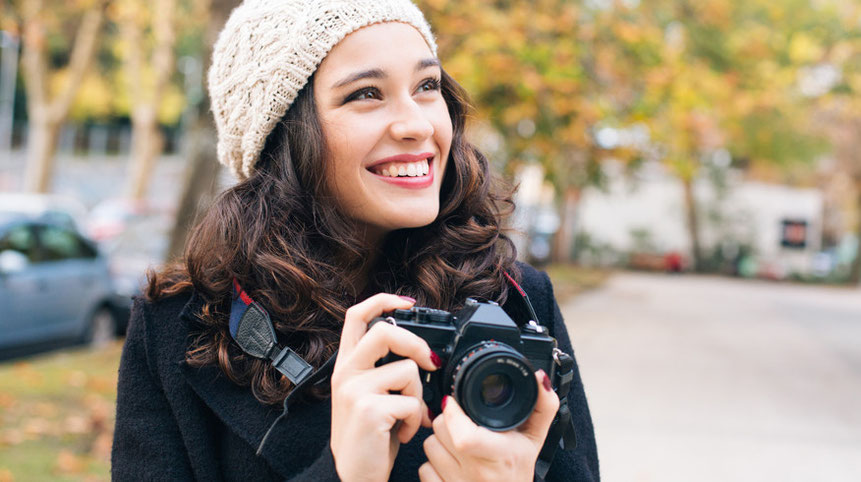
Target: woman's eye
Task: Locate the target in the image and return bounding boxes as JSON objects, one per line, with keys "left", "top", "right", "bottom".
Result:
{"left": 418, "top": 77, "right": 441, "bottom": 93}
{"left": 347, "top": 87, "right": 381, "bottom": 102}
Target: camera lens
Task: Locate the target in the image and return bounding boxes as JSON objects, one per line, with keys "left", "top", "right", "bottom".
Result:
{"left": 449, "top": 342, "right": 537, "bottom": 431}
{"left": 480, "top": 374, "right": 513, "bottom": 407}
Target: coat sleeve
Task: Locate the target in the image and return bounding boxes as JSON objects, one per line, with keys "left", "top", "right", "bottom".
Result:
{"left": 287, "top": 445, "right": 338, "bottom": 481}
{"left": 538, "top": 271, "right": 601, "bottom": 482}
{"left": 111, "top": 298, "right": 196, "bottom": 480}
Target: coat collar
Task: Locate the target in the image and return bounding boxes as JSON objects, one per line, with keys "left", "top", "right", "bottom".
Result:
{"left": 177, "top": 290, "right": 331, "bottom": 479}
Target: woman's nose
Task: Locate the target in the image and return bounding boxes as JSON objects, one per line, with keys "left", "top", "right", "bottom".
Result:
{"left": 388, "top": 98, "right": 434, "bottom": 141}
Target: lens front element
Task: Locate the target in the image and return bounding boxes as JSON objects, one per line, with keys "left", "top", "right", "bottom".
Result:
{"left": 451, "top": 342, "right": 537, "bottom": 431}
{"left": 480, "top": 374, "right": 514, "bottom": 407}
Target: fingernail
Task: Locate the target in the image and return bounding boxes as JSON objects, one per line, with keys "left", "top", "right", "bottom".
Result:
{"left": 540, "top": 370, "right": 552, "bottom": 392}
{"left": 398, "top": 295, "right": 416, "bottom": 303}
{"left": 430, "top": 350, "right": 443, "bottom": 369}
{"left": 428, "top": 406, "right": 436, "bottom": 420}
{"left": 441, "top": 396, "right": 449, "bottom": 411}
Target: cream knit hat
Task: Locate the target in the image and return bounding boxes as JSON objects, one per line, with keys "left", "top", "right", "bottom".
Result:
{"left": 208, "top": 0, "right": 438, "bottom": 180}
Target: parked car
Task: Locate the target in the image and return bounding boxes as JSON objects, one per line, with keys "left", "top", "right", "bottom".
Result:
{"left": 0, "top": 211, "right": 126, "bottom": 357}
{"left": 0, "top": 193, "right": 87, "bottom": 232}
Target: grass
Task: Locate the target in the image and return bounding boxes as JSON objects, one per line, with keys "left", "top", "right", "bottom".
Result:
{"left": 0, "top": 264, "right": 609, "bottom": 481}
{"left": 544, "top": 263, "right": 613, "bottom": 302}
{"left": 0, "top": 341, "right": 123, "bottom": 482}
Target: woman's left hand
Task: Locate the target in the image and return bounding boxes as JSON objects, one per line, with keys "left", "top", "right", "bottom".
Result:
{"left": 419, "top": 370, "right": 560, "bottom": 482}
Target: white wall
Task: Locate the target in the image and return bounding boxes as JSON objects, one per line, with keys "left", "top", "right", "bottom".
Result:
{"left": 576, "top": 162, "right": 823, "bottom": 272}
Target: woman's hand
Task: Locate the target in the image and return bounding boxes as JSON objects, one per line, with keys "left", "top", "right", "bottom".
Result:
{"left": 330, "top": 293, "right": 441, "bottom": 482}
{"left": 419, "top": 370, "right": 560, "bottom": 482}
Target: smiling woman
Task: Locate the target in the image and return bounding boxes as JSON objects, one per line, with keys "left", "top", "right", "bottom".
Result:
{"left": 314, "top": 23, "right": 453, "bottom": 242}
{"left": 110, "top": 1, "right": 598, "bottom": 481}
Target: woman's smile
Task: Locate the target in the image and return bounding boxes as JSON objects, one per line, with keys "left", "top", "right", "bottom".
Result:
{"left": 366, "top": 152, "right": 435, "bottom": 188}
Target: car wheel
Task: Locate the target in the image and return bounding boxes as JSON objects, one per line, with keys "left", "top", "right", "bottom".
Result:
{"left": 85, "top": 307, "right": 116, "bottom": 348}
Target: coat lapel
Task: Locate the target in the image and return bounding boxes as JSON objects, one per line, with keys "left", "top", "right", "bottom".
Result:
{"left": 177, "top": 290, "right": 332, "bottom": 479}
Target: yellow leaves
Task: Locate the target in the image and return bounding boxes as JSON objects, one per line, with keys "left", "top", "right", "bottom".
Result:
{"left": 698, "top": 0, "right": 730, "bottom": 28}
{"left": 0, "top": 468, "right": 13, "bottom": 482}
{"left": 69, "top": 72, "right": 114, "bottom": 121}
{"left": 157, "top": 84, "right": 186, "bottom": 125}
{"left": 829, "top": 40, "right": 855, "bottom": 65}
{"left": 789, "top": 33, "right": 824, "bottom": 64}
{"left": 0, "top": 345, "right": 121, "bottom": 481}
{"left": 614, "top": 22, "right": 642, "bottom": 44}
{"left": 54, "top": 450, "right": 86, "bottom": 476}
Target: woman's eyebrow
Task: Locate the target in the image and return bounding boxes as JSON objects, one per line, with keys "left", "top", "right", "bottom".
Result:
{"left": 331, "top": 58, "right": 440, "bottom": 89}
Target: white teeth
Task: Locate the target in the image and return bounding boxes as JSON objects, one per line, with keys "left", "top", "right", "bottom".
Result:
{"left": 372, "top": 158, "right": 432, "bottom": 177}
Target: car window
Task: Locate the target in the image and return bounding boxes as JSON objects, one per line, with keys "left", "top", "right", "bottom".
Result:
{"left": 0, "top": 224, "right": 38, "bottom": 262}
{"left": 37, "top": 225, "right": 98, "bottom": 261}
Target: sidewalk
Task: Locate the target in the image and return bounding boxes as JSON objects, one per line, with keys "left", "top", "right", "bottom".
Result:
{"left": 560, "top": 272, "right": 861, "bottom": 482}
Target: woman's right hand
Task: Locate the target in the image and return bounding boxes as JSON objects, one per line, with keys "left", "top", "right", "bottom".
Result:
{"left": 330, "top": 293, "right": 441, "bottom": 482}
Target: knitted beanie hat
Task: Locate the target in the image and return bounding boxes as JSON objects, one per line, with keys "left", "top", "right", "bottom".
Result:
{"left": 208, "top": 0, "right": 438, "bottom": 180}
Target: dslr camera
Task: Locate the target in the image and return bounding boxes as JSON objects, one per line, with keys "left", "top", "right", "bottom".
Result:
{"left": 372, "top": 298, "right": 566, "bottom": 431}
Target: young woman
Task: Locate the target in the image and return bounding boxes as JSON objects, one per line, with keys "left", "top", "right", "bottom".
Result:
{"left": 111, "top": 1, "right": 599, "bottom": 480}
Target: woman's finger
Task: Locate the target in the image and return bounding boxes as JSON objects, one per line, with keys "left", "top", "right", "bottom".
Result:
{"left": 422, "top": 434, "right": 461, "bottom": 476}
{"left": 347, "top": 320, "right": 438, "bottom": 372}
{"left": 338, "top": 293, "right": 415, "bottom": 356}
{"left": 343, "top": 358, "right": 432, "bottom": 435}
{"left": 359, "top": 393, "right": 423, "bottom": 444}
{"left": 517, "top": 370, "right": 560, "bottom": 447}
{"left": 432, "top": 395, "right": 485, "bottom": 455}
{"left": 418, "top": 462, "right": 444, "bottom": 482}
{"left": 350, "top": 358, "right": 422, "bottom": 396}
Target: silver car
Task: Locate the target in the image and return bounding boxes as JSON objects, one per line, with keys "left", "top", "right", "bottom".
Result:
{"left": 0, "top": 213, "right": 119, "bottom": 356}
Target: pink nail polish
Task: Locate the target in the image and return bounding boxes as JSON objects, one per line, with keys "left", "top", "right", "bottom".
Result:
{"left": 430, "top": 350, "right": 443, "bottom": 369}
{"left": 398, "top": 295, "right": 416, "bottom": 303}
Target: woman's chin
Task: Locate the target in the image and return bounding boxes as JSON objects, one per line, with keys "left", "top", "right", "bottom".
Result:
{"left": 380, "top": 210, "right": 440, "bottom": 231}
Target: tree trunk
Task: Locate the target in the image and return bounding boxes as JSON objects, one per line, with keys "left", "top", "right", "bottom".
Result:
{"left": 121, "top": 0, "right": 176, "bottom": 200}
{"left": 19, "top": 0, "right": 104, "bottom": 193}
{"left": 127, "top": 106, "right": 164, "bottom": 200}
{"left": 166, "top": 123, "right": 220, "bottom": 261}
{"left": 849, "top": 182, "right": 861, "bottom": 285}
{"left": 682, "top": 176, "right": 703, "bottom": 271}
{"left": 23, "top": 117, "right": 61, "bottom": 192}
{"left": 166, "top": 0, "right": 237, "bottom": 261}
{"left": 551, "top": 186, "right": 580, "bottom": 263}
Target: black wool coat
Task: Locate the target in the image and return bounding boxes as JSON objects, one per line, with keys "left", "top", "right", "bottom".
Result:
{"left": 111, "top": 262, "right": 600, "bottom": 481}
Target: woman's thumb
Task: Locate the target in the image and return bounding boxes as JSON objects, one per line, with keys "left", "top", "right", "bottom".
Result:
{"left": 519, "top": 370, "right": 560, "bottom": 446}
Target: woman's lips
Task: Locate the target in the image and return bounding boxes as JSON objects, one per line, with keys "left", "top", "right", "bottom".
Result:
{"left": 369, "top": 158, "right": 434, "bottom": 189}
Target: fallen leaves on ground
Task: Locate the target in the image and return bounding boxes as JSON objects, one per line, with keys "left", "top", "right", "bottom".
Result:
{"left": 0, "top": 341, "right": 123, "bottom": 480}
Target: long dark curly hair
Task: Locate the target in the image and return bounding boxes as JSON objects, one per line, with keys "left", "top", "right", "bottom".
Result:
{"left": 147, "top": 69, "right": 519, "bottom": 405}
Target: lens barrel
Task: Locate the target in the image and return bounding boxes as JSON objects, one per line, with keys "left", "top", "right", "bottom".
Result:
{"left": 450, "top": 342, "right": 537, "bottom": 431}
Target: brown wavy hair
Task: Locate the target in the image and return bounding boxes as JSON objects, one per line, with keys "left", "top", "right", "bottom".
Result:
{"left": 147, "top": 69, "right": 519, "bottom": 405}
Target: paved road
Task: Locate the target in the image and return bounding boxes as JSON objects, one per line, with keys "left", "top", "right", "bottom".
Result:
{"left": 560, "top": 272, "right": 861, "bottom": 482}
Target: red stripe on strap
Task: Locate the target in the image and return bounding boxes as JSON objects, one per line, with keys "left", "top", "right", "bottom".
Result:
{"left": 232, "top": 278, "right": 253, "bottom": 306}
{"left": 503, "top": 271, "right": 526, "bottom": 297}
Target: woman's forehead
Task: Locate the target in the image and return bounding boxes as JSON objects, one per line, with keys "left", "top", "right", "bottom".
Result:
{"left": 316, "top": 22, "right": 436, "bottom": 85}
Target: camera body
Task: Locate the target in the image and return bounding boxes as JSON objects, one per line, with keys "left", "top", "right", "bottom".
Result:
{"left": 373, "top": 298, "right": 557, "bottom": 431}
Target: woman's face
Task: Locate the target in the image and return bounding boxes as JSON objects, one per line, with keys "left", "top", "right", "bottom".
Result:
{"left": 314, "top": 22, "right": 453, "bottom": 242}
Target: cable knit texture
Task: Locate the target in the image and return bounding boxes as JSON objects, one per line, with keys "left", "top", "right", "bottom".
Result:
{"left": 208, "top": 0, "right": 438, "bottom": 180}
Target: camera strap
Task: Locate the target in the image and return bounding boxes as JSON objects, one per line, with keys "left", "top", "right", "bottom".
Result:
{"left": 501, "top": 272, "right": 578, "bottom": 480}
{"left": 229, "top": 278, "right": 338, "bottom": 455}
{"left": 535, "top": 348, "right": 578, "bottom": 480}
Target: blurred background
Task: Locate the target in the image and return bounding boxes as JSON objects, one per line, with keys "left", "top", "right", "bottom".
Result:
{"left": 0, "top": 0, "right": 859, "bottom": 480}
